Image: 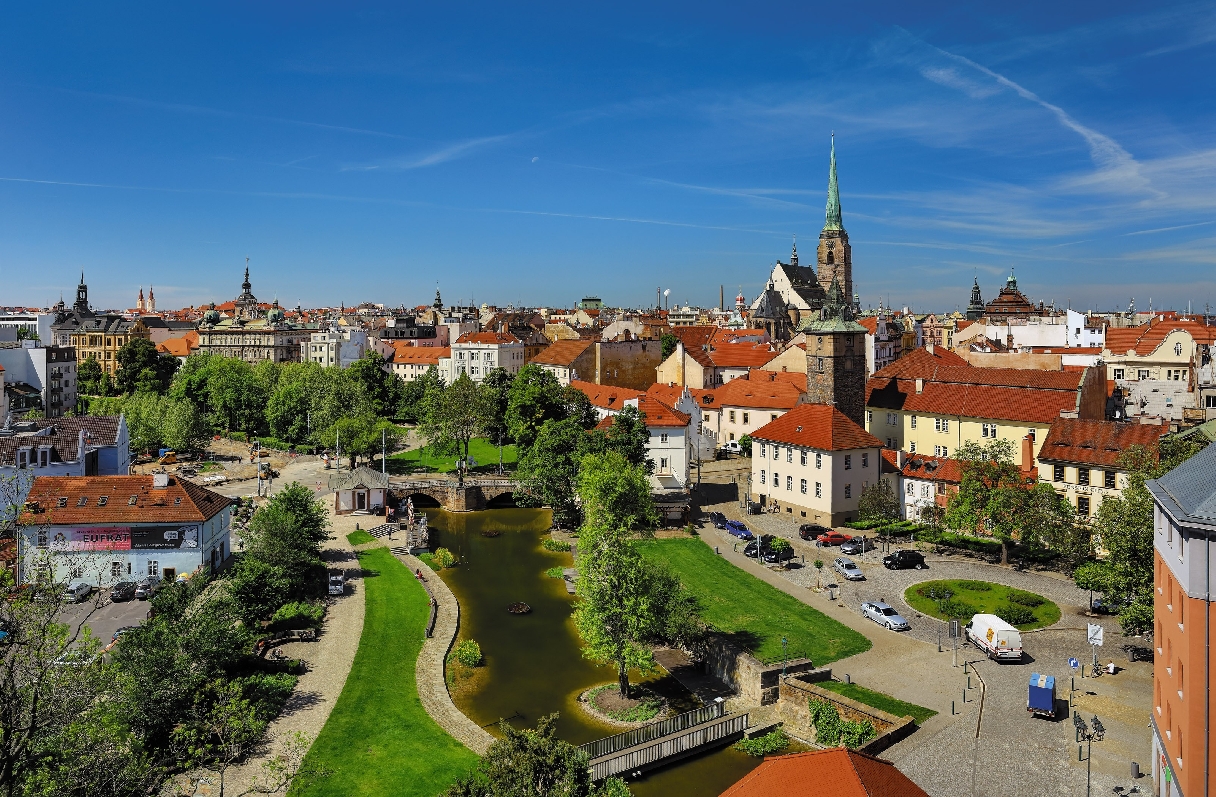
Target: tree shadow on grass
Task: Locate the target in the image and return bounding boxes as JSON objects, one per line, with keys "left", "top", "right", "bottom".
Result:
{"left": 718, "top": 629, "right": 764, "bottom": 653}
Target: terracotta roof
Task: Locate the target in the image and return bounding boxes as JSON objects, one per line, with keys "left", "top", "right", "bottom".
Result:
{"left": 748, "top": 369, "right": 807, "bottom": 390}
{"left": 713, "top": 377, "right": 803, "bottom": 410}
{"left": 1038, "top": 418, "right": 1169, "bottom": 468}
{"left": 866, "top": 366, "right": 1087, "bottom": 426}
{"left": 858, "top": 317, "right": 878, "bottom": 335}
{"left": 531, "top": 339, "right": 594, "bottom": 366}
{"left": 750, "top": 404, "right": 881, "bottom": 451}
{"left": 898, "top": 453, "right": 963, "bottom": 484}
{"left": 872, "top": 347, "right": 969, "bottom": 379}
{"left": 454, "top": 331, "right": 520, "bottom": 345}
{"left": 720, "top": 748, "right": 928, "bottom": 797}
{"left": 646, "top": 382, "right": 718, "bottom": 409}
{"left": 596, "top": 395, "right": 690, "bottom": 429}
{"left": 388, "top": 344, "right": 448, "bottom": 365}
{"left": 705, "top": 342, "right": 778, "bottom": 368}
{"left": 18, "top": 475, "right": 231, "bottom": 525}
{"left": 570, "top": 380, "right": 643, "bottom": 410}
{"left": 156, "top": 333, "right": 199, "bottom": 358}
{"left": 1104, "top": 318, "right": 1216, "bottom": 356}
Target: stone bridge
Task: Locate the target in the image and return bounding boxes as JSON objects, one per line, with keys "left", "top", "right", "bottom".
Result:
{"left": 388, "top": 476, "right": 519, "bottom": 512}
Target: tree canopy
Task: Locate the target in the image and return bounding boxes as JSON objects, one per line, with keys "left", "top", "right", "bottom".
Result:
{"left": 115, "top": 338, "right": 180, "bottom": 395}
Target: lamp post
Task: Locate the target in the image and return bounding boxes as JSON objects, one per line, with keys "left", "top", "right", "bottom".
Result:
{"left": 781, "top": 636, "right": 788, "bottom": 679}
{"left": 1074, "top": 713, "right": 1105, "bottom": 797}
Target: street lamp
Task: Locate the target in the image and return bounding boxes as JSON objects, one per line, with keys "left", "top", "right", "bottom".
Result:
{"left": 781, "top": 636, "right": 788, "bottom": 679}
{"left": 1074, "top": 713, "right": 1105, "bottom": 797}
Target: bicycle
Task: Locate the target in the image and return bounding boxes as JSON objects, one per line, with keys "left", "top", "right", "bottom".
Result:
{"left": 1089, "top": 661, "right": 1102, "bottom": 678}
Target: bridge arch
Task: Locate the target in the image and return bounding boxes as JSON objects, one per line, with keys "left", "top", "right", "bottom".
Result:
{"left": 484, "top": 492, "right": 519, "bottom": 509}
{"left": 398, "top": 491, "right": 442, "bottom": 508}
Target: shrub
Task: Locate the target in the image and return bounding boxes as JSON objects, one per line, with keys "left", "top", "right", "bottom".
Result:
{"left": 541, "top": 538, "right": 572, "bottom": 552}
{"left": 996, "top": 603, "right": 1037, "bottom": 626}
{"left": 809, "top": 699, "right": 876, "bottom": 748}
{"left": 452, "top": 639, "right": 482, "bottom": 668}
{"left": 770, "top": 537, "right": 792, "bottom": 552}
{"left": 734, "top": 728, "right": 790, "bottom": 757}
{"left": 433, "top": 547, "right": 457, "bottom": 569}
{"left": 1007, "top": 589, "right": 1045, "bottom": 607}
{"left": 236, "top": 672, "right": 299, "bottom": 720}
{"left": 939, "top": 599, "right": 978, "bottom": 619}
{"left": 270, "top": 601, "right": 325, "bottom": 631}
{"left": 955, "top": 580, "right": 993, "bottom": 592}
{"left": 545, "top": 566, "right": 565, "bottom": 579}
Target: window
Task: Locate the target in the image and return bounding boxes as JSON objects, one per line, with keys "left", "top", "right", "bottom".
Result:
{"left": 69, "top": 564, "right": 84, "bottom": 579}
{"left": 861, "top": 453, "right": 868, "bottom": 468}
{"left": 867, "top": 411, "right": 873, "bottom": 425}
{"left": 844, "top": 455, "right": 852, "bottom": 470}
{"left": 1138, "top": 369, "right": 1150, "bottom": 380}
{"left": 77, "top": 496, "right": 88, "bottom": 507}
{"left": 909, "top": 442, "right": 916, "bottom": 453}
{"left": 772, "top": 446, "right": 780, "bottom": 460}
{"left": 742, "top": 412, "right": 750, "bottom": 425}
{"left": 1175, "top": 342, "right": 1183, "bottom": 356}
{"left": 786, "top": 449, "right": 792, "bottom": 463}
{"left": 128, "top": 495, "right": 138, "bottom": 506}
{"left": 760, "top": 470, "right": 766, "bottom": 485}
{"left": 38, "top": 449, "right": 49, "bottom": 467}
{"left": 800, "top": 451, "right": 807, "bottom": 466}
{"left": 786, "top": 475, "right": 793, "bottom": 491}
{"left": 817, "top": 357, "right": 824, "bottom": 371}
{"left": 1113, "top": 368, "right": 1125, "bottom": 380}
{"left": 1078, "top": 468, "right": 1090, "bottom": 486}
{"left": 111, "top": 561, "right": 123, "bottom": 579}
{"left": 1077, "top": 496, "right": 1090, "bottom": 516}
{"left": 844, "top": 484, "right": 851, "bottom": 498}
{"left": 815, "top": 482, "right": 822, "bottom": 498}
{"left": 981, "top": 423, "right": 997, "bottom": 438}
{"left": 759, "top": 444, "right": 766, "bottom": 458}
{"left": 57, "top": 497, "right": 68, "bottom": 508}
{"left": 910, "top": 416, "right": 917, "bottom": 429}
{"left": 906, "top": 483, "right": 914, "bottom": 496}
{"left": 773, "top": 471, "right": 779, "bottom": 487}
{"left": 800, "top": 479, "right": 807, "bottom": 494}
{"left": 729, "top": 410, "right": 736, "bottom": 422}
{"left": 1104, "top": 470, "right": 1116, "bottom": 489}
{"left": 922, "top": 484, "right": 932, "bottom": 499}
{"left": 1054, "top": 464, "right": 1065, "bottom": 482}
{"left": 771, "top": 414, "right": 778, "bottom": 422}
{"left": 660, "top": 433, "right": 668, "bottom": 443}
{"left": 660, "top": 457, "right": 668, "bottom": 471}
{"left": 887, "top": 413, "right": 897, "bottom": 426}
{"left": 148, "top": 561, "right": 159, "bottom": 577}
{"left": 16, "top": 449, "right": 29, "bottom": 468}
{"left": 942, "top": 447, "right": 948, "bottom": 458}
{"left": 1207, "top": 396, "right": 1216, "bottom": 409}
{"left": 97, "top": 496, "right": 108, "bottom": 507}
{"left": 815, "top": 452, "right": 822, "bottom": 469}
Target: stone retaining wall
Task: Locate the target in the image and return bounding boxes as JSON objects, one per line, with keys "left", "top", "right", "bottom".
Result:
{"left": 700, "top": 635, "right": 819, "bottom": 705}
{"left": 398, "top": 552, "right": 495, "bottom": 755}
{"left": 777, "top": 676, "right": 917, "bottom": 755}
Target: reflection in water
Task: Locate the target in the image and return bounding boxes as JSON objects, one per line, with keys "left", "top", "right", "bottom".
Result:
{"left": 425, "top": 509, "right": 759, "bottom": 797}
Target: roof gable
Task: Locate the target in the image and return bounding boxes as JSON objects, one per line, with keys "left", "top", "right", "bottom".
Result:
{"left": 751, "top": 404, "right": 881, "bottom": 451}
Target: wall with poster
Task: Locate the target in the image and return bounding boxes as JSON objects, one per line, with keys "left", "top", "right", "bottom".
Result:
{"left": 45, "top": 524, "right": 202, "bottom": 552}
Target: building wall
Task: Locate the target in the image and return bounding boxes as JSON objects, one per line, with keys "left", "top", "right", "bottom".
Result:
{"left": 197, "top": 328, "right": 305, "bottom": 364}
{"left": 595, "top": 340, "right": 662, "bottom": 390}
{"left": 865, "top": 408, "right": 1050, "bottom": 467}
{"left": 804, "top": 331, "right": 866, "bottom": 427}
{"left": 1037, "top": 462, "right": 1127, "bottom": 521}
{"left": 70, "top": 324, "right": 151, "bottom": 375}
{"left": 751, "top": 438, "right": 880, "bottom": 526}
{"left": 444, "top": 342, "right": 525, "bottom": 383}
{"left": 655, "top": 345, "right": 709, "bottom": 389}
{"left": 719, "top": 404, "right": 786, "bottom": 444}
{"left": 761, "top": 345, "right": 808, "bottom": 375}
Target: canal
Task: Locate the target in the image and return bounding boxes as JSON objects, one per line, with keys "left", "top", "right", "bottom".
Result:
{"left": 426, "top": 508, "right": 761, "bottom": 797}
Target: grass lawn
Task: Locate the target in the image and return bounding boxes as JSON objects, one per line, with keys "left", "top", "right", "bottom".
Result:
{"left": 816, "top": 681, "right": 937, "bottom": 724}
{"left": 345, "top": 530, "right": 374, "bottom": 545}
{"left": 904, "top": 579, "right": 1061, "bottom": 630}
{"left": 387, "top": 437, "right": 517, "bottom": 475}
{"left": 294, "top": 547, "right": 478, "bottom": 796}
{"left": 635, "top": 538, "right": 871, "bottom": 665}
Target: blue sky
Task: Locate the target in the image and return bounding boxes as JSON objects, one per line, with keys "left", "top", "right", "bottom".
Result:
{"left": 2, "top": 2, "right": 1215, "bottom": 313}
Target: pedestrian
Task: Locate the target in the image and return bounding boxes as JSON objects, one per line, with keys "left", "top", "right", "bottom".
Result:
{"left": 1107, "top": 660, "right": 1116, "bottom": 675}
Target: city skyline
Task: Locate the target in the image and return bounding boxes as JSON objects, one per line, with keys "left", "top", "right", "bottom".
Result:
{"left": 2, "top": 3, "right": 1215, "bottom": 312}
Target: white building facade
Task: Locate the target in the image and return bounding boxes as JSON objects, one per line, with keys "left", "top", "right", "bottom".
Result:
{"left": 439, "top": 332, "right": 525, "bottom": 384}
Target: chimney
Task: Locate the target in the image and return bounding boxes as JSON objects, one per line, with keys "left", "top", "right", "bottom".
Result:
{"left": 1021, "top": 434, "right": 1035, "bottom": 473}
{"left": 152, "top": 473, "right": 169, "bottom": 489}
{"left": 915, "top": 378, "right": 924, "bottom": 394}
{"left": 926, "top": 343, "right": 935, "bottom": 355}
{"left": 897, "top": 450, "right": 907, "bottom": 468}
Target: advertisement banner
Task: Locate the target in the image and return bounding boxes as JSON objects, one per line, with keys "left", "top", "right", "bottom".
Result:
{"left": 47, "top": 525, "right": 201, "bottom": 551}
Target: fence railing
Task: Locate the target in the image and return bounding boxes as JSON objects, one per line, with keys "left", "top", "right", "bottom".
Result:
{"left": 387, "top": 477, "right": 517, "bottom": 490}
{"left": 577, "top": 700, "right": 726, "bottom": 760}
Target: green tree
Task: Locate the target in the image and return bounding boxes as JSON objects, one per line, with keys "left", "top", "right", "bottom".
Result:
{"left": 944, "top": 439, "right": 1026, "bottom": 565}
{"left": 738, "top": 434, "right": 752, "bottom": 456}
{"left": 420, "top": 374, "right": 488, "bottom": 479}
{"left": 205, "top": 357, "right": 267, "bottom": 435}
{"left": 323, "top": 414, "right": 402, "bottom": 469}
{"left": 115, "top": 338, "right": 179, "bottom": 395}
{"left": 560, "top": 385, "right": 600, "bottom": 430}
{"left": 578, "top": 451, "right": 658, "bottom": 533}
{"left": 1018, "top": 483, "right": 1087, "bottom": 568}
{"left": 398, "top": 365, "right": 443, "bottom": 424}
{"left": 506, "top": 365, "right": 568, "bottom": 452}
{"left": 585, "top": 405, "right": 653, "bottom": 473}
{"left": 514, "top": 418, "right": 588, "bottom": 527}
{"left": 857, "top": 480, "right": 899, "bottom": 523}
{"left": 660, "top": 332, "right": 679, "bottom": 360}
{"left": 346, "top": 351, "right": 404, "bottom": 418}
{"left": 171, "top": 680, "right": 267, "bottom": 797}
{"left": 76, "top": 356, "right": 104, "bottom": 396}
{"left": 266, "top": 379, "right": 312, "bottom": 443}
{"left": 481, "top": 367, "right": 515, "bottom": 463}
{"left": 241, "top": 483, "right": 332, "bottom": 597}
{"left": 443, "top": 714, "right": 630, "bottom": 797}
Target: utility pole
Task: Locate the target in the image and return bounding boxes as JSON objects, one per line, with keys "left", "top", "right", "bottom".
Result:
{"left": 381, "top": 428, "right": 386, "bottom": 478}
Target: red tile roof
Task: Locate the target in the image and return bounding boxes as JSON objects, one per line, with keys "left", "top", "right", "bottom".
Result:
{"left": 872, "top": 347, "right": 969, "bottom": 379}
{"left": 571, "top": 380, "right": 643, "bottom": 410}
{"left": 454, "top": 332, "right": 520, "bottom": 345}
{"left": 596, "top": 395, "right": 690, "bottom": 429}
{"left": 1038, "top": 418, "right": 1169, "bottom": 468}
{"left": 720, "top": 748, "right": 928, "bottom": 797}
{"left": 748, "top": 369, "right": 807, "bottom": 390}
{"left": 896, "top": 453, "right": 963, "bottom": 484}
{"left": 388, "top": 343, "right": 448, "bottom": 365}
{"left": 705, "top": 342, "right": 778, "bottom": 368}
{"left": 19, "top": 475, "right": 231, "bottom": 525}
{"left": 750, "top": 404, "right": 881, "bottom": 451}
{"left": 1104, "top": 318, "right": 1216, "bottom": 356}
{"left": 646, "top": 382, "right": 718, "bottom": 410}
{"left": 867, "top": 363, "right": 1089, "bottom": 425}
{"left": 857, "top": 317, "right": 879, "bottom": 335}
{"left": 713, "top": 377, "right": 804, "bottom": 410}
{"left": 156, "top": 331, "right": 200, "bottom": 358}
{"left": 531, "top": 339, "right": 594, "bottom": 366}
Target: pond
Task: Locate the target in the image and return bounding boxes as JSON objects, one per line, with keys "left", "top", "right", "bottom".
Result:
{"left": 426, "top": 508, "right": 761, "bottom": 797}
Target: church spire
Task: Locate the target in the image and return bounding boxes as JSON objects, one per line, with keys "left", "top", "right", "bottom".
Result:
{"left": 824, "top": 134, "right": 842, "bottom": 232}
{"left": 790, "top": 235, "right": 798, "bottom": 267}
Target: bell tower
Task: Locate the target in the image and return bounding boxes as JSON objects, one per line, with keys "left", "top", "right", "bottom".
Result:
{"left": 802, "top": 277, "right": 868, "bottom": 427}
{"left": 816, "top": 136, "right": 853, "bottom": 306}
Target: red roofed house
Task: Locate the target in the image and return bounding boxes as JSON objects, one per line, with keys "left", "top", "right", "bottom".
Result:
{"left": 440, "top": 332, "right": 525, "bottom": 384}
{"left": 16, "top": 473, "right": 233, "bottom": 586}
{"left": 750, "top": 403, "right": 883, "bottom": 525}
{"left": 1102, "top": 316, "right": 1216, "bottom": 423}
{"left": 382, "top": 342, "right": 449, "bottom": 383}
{"left": 1035, "top": 417, "right": 1169, "bottom": 522}
{"left": 883, "top": 450, "right": 964, "bottom": 521}
{"left": 655, "top": 334, "right": 778, "bottom": 388}
{"left": 532, "top": 338, "right": 665, "bottom": 390}
{"left": 155, "top": 330, "right": 200, "bottom": 361}
{"left": 720, "top": 748, "right": 928, "bottom": 797}
{"left": 532, "top": 339, "right": 595, "bottom": 385}
{"left": 865, "top": 354, "right": 1106, "bottom": 467}
{"left": 596, "top": 394, "right": 696, "bottom": 520}
{"left": 711, "top": 374, "right": 805, "bottom": 446}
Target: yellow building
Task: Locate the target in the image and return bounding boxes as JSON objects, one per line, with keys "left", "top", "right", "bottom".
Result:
{"left": 69, "top": 316, "right": 151, "bottom": 376}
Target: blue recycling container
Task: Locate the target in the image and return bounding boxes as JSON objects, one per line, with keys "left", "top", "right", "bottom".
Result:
{"left": 1027, "top": 673, "right": 1056, "bottom": 716}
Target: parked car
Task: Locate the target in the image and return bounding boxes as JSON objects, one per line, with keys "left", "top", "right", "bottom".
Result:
{"left": 966, "top": 614, "right": 1024, "bottom": 661}
{"left": 861, "top": 601, "right": 910, "bottom": 631}
{"left": 111, "top": 626, "right": 139, "bottom": 642}
{"left": 761, "top": 545, "right": 796, "bottom": 565}
{"left": 328, "top": 574, "right": 346, "bottom": 596}
{"left": 134, "top": 576, "right": 161, "bottom": 600}
{"left": 832, "top": 557, "right": 865, "bottom": 581}
{"left": 66, "top": 582, "right": 93, "bottom": 603}
{"left": 725, "top": 520, "right": 754, "bottom": 540}
{"left": 798, "top": 523, "right": 830, "bottom": 541}
{"left": 743, "top": 535, "right": 774, "bottom": 558}
{"left": 707, "top": 512, "right": 728, "bottom": 529}
{"left": 839, "top": 537, "right": 875, "bottom": 555}
{"left": 818, "top": 531, "right": 854, "bottom": 546}
{"left": 110, "top": 581, "right": 138, "bottom": 602}
{"left": 883, "top": 550, "right": 927, "bottom": 570}
{"left": 719, "top": 441, "right": 743, "bottom": 455}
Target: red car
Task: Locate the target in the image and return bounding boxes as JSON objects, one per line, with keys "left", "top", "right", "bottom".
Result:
{"left": 818, "top": 531, "right": 854, "bottom": 546}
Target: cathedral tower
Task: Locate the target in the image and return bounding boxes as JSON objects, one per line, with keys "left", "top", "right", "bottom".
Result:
{"left": 816, "top": 137, "right": 853, "bottom": 305}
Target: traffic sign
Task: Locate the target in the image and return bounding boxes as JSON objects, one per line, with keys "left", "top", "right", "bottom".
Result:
{"left": 1087, "top": 624, "right": 1104, "bottom": 647}
{"left": 1068, "top": 657, "right": 1080, "bottom": 670}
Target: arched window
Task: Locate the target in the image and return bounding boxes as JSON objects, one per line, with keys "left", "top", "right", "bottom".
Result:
{"left": 826, "top": 249, "right": 835, "bottom": 265}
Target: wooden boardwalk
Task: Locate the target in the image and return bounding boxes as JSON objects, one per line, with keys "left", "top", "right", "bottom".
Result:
{"left": 579, "top": 703, "right": 749, "bottom": 780}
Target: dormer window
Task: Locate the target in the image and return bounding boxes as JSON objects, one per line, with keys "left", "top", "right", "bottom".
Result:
{"left": 76, "top": 496, "right": 88, "bottom": 507}
{"left": 98, "top": 496, "right": 108, "bottom": 507}
{"left": 57, "top": 497, "right": 68, "bottom": 508}
{"left": 174, "top": 497, "right": 183, "bottom": 506}
{"left": 129, "top": 496, "right": 138, "bottom": 506}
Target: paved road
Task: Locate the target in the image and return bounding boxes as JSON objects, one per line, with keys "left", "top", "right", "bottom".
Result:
{"left": 693, "top": 474, "right": 1153, "bottom": 797}
{"left": 59, "top": 593, "right": 151, "bottom": 648}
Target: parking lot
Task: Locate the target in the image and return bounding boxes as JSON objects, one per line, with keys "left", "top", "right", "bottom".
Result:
{"left": 695, "top": 473, "right": 1155, "bottom": 797}
{"left": 58, "top": 589, "right": 153, "bottom": 648}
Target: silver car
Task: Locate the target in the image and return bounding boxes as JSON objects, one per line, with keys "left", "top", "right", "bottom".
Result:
{"left": 862, "top": 601, "right": 910, "bottom": 631}
{"left": 832, "top": 557, "right": 864, "bottom": 581}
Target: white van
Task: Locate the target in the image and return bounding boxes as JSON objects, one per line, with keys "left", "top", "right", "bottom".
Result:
{"left": 966, "top": 614, "right": 1023, "bottom": 661}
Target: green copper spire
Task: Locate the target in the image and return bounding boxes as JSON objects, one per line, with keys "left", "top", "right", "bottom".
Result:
{"left": 823, "top": 134, "right": 842, "bottom": 231}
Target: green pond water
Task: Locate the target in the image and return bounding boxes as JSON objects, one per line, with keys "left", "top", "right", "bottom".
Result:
{"left": 425, "top": 508, "right": 761, "bottom": 797}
